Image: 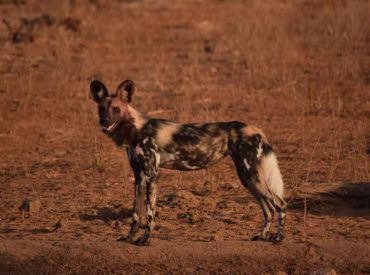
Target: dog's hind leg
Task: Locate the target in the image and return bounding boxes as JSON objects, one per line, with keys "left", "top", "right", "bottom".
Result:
{"left": 229, "top": 128, "right": 286, "bottom": 242}
{"left": 260, "top": 151, "right": 287, "bottom": 242}
{"left": 274, "top": 206, "right": 287, "bottom": 242}
{"left": 234, "top": 163, "right": 276, "bottom": 241}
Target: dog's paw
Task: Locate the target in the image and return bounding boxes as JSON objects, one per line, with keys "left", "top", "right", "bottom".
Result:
{"left": 269, "top": 233, "right": 284, "bottom": 244}
{"left": 117, "top": 236, "right": 135, "bottom": 244}
{"left": 251, "top": 235, "right": 260, "bottom": 241}
{"left": 134, "top": 236, "right": 150, "bottom": 246}
{"left": 116, "top": 236, "right": 127, "bottom": 242}
{"left": 251, "top": 232, "right": 275, "bottom": 242}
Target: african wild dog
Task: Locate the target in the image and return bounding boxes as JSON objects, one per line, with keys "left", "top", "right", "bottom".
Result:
{"left": 90, "top": 79, "right": 287, "bottom": 245}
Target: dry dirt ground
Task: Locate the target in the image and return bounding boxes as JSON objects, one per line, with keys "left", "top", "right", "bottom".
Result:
{"left": 0, "top": 0, "right": 369, "bottom": 274}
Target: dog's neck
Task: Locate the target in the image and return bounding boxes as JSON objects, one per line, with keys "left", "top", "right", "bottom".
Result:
{"left": 109, "top": 105, "right": 149, "bottom": 147}
{"left": 127, "top": 105, "right": 149, "bottom": 131}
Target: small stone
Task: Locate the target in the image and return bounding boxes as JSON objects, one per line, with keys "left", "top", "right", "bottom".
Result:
{"left": 204, "top": 40, "right": 215, "bottom": 53}
{"left": 92, "top": 219, "right": 105, "bottom": 225}
{"left": 324, "top": 269, "right": 337, "bottom": 275}
{"left": 312, "top": 268, "right": 337, "bottom": 275}
{"left": 210, "top": 234, "right": 221, "bottom": 241}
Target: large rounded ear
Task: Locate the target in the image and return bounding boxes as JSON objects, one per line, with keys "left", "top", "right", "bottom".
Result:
{"left": 90, "top": 80, "right": 109, "bottom": 103}
{"left": 116, "top": 80, "right": 136, "bottom": 103}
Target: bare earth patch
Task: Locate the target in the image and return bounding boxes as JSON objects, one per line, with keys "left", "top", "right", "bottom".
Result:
{"left": 0, "top": 0, "right": 369, "bottom": 273}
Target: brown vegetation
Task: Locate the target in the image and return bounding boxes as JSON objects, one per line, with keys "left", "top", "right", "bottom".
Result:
{"left": 0, "top": 0, "right": 369, "bottom": 273}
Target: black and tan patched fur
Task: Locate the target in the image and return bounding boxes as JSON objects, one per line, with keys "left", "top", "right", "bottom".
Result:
{"left": 90, "top": 80, "right": 287, "bottom": 245}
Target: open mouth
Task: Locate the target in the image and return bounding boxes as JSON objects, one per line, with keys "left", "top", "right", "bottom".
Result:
{"left": 101, "top": 122, "right": 119, "bottom": 133}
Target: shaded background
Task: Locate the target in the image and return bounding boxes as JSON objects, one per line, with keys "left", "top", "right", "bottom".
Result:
{"left": 0, "top": 0, "right": 369, "bottom": 273}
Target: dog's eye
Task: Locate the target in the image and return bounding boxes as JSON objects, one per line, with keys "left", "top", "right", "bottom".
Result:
{"left": 113, "top": 107, "right": 120, "bottom": 113}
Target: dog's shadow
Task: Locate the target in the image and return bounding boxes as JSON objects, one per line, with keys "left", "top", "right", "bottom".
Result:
{"left": 288, "top": 181, "right": 370, "bottom": 217}
{"left": 79, "top": 206, "right": 133, "bottom": 223}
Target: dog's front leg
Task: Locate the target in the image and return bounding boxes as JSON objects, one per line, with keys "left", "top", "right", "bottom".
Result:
{"left": 134, "top": 175, "right": 157, "bottom": 246}
{"left": 125, "top": 145, "right": 147, "bottom": 243}
{"left": 126, "top": 140, "right": 160, "bottom": 245}
{"left": 134, "top": 140, "right": 160, "bottom": 246}
{"left": 126, "top": 171, "right": 145, "bottom": 243}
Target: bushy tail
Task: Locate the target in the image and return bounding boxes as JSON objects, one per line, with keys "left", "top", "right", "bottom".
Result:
{"left": 261, "top": 152, "right": 285, "bottom": 203}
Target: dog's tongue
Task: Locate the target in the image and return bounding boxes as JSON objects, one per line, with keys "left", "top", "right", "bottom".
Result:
{"left": 102, "top": 123, "right": 118, "bottom": 133}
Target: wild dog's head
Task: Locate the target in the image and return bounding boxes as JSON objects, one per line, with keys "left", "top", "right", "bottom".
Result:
{"left": 90, "top": 80, "right": 136, "bottom": 134}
